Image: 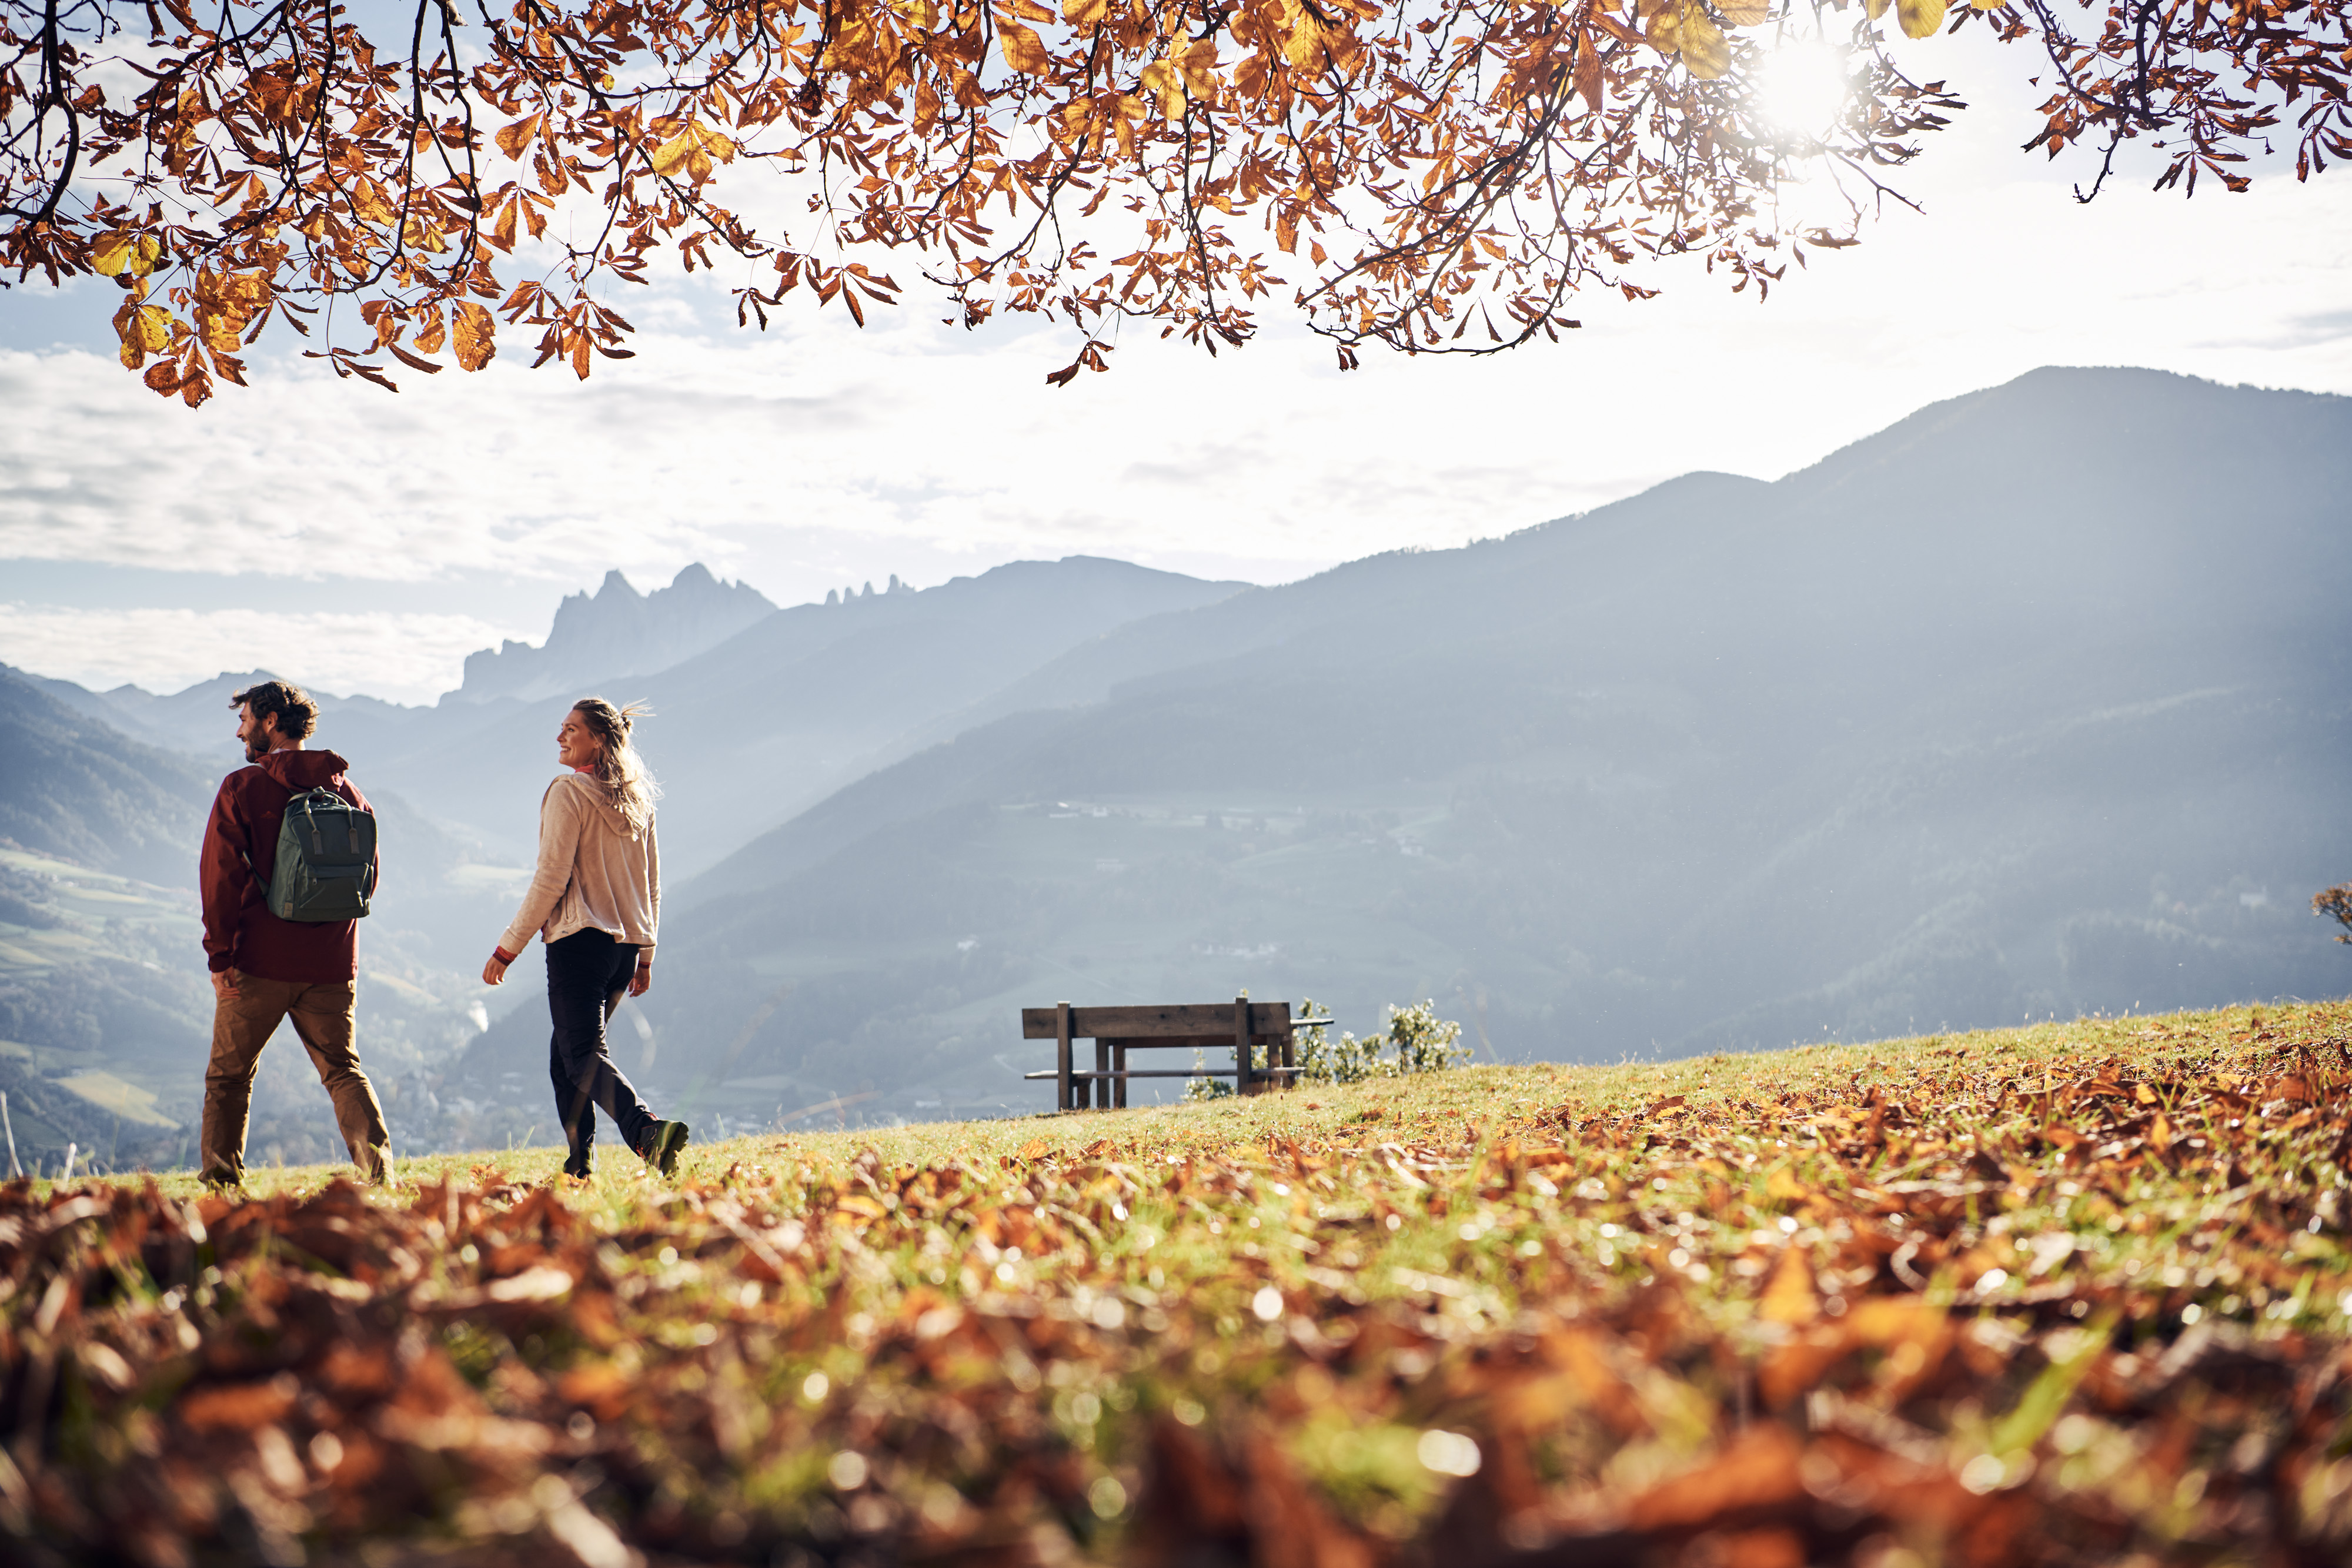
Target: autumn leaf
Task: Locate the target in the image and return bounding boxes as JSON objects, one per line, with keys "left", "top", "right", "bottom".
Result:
{"left": 1573, "top": 31, "right": 1606, "bottom": 113}
{"left": 650, "top": 132, "right": 699, "bottom": 179}
{"left": 1717, "top": 0, "right": 1771, "bottom": 24}
{"left": 349, "top": 177, "right": 397, "bottom": 228}
{"left": 1674, "top": 2, "right": 1730, "bottom": 78}
{"left": 1896, "top": 0, "right": 1949, "bottom": 36}
{"left": 495, "top": 113, "right": 543, "bottom": 159}
{"left": 451, "top": 302, "right": 495, "bottom": 371}
{"left": 1000, "top": 21, "right": 1052, "bottom": 75}
{"left": 1758, "top": 1245, "right": 1818, "bottom": 1325}
{"left": 1139, "top": 57, "right": 1187, "bottom": 118}
{"left": 116, "top": 303, "right": 173, "bottom": 368}
{"left": 1277, "top": 0, "right": 1329, "bottom": 70}
{"left": 90, "top": 232, "right": 163, "bottom": 278}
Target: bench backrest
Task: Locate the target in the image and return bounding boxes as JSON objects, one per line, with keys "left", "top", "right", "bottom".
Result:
{"left": 1020, "top": 1002, "right": 1298, "bottom": 1040}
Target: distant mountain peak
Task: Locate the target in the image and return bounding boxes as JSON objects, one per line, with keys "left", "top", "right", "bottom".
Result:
{"left": 449, "top": 563, "right": 775, "bottom": 706}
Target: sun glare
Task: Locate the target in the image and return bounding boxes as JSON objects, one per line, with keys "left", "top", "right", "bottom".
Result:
{"left": 1754, "top": 39, "right": 1855, "bottom": 141}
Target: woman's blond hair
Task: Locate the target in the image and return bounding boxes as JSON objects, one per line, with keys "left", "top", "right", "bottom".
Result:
{"left": 571, "top": 697, "right": 660, "bottom": 837}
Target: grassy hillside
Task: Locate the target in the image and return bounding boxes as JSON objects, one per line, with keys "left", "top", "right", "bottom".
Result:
{"left": 619, "top": 370, "right": 2352, "bottom": 1126}
{"left": 5, "top": 1001, "right": 2348, "bottom": 1565}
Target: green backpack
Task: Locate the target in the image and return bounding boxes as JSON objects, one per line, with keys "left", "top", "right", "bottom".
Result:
{"left": 263, "top": 788, "right": 377, "bottom": 922}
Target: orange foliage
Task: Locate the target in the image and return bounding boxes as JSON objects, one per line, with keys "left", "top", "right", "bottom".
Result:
{"left": 2, "top": 0, "right": 2346, "bottom": 400}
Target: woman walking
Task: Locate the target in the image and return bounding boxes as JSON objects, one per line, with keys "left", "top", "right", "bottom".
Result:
{"left": 484, "top": 698, "right": 689, "bottom": 1179}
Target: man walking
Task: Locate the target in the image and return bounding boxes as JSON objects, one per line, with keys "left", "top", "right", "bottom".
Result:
{"left": 198, "top": 678, "right": 393, "bottom": 1186}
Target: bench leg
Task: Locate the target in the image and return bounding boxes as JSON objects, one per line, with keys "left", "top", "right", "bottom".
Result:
{"left": 1092, "top": 1037, "right": 1110, "bottom": 1109}
{"left": 1235, "top": 994, "right": 1255, "bottom": 1095}
{"left": 1114, "top": 1042, "right": 1128, "bottom": 1108}
{"left": 1055, "top": 1001, "right": 1074, "bottom": 1112}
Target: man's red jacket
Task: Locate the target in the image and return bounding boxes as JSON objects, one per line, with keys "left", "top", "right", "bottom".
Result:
{"left": 200, "top": 748, "right": 376, "bottom": 982}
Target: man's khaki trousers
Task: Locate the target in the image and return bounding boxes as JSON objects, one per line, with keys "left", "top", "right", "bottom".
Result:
{"left": 203, "top": 972, "right": 392, "bottom": 1185}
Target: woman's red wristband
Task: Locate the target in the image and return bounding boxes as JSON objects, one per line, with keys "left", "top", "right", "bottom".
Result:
{"left": 493, "top": 946, "right": 517, "bottom": 965}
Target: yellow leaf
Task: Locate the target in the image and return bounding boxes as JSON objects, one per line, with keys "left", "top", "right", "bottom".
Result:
{"left": 1278, "top": 11, "right": 1325, "bottom": 69}
{"left": 1896, "top": 0, "right": 1946, "bottom": 33}
{"left": 91, "top": 232, "right": 163, "bottom": 278}
{"left": 1676, "top": 2, "right": 1729, "bottom": 76}
{"left": 1645, "top": 5, "right": 1682, "bottom": 51}
{"left": 1864, "top": 0, "right": 1889, "bottom": 16}
{"left": 1718, "top": 0, "right": 1770, "bottom": 22}
{"left": 116, "top": 302, "right": 173, "bottom": 368}
{"left": 1138, "top": 58, "right": 1185, "bottom": 118}
{"left": 91, "top": 232, "right": 136, "bottom": 278}
{"left": 1000, "top": 21, "right": 1051, "bottom": 74}
{"left": 1063, "top": 0, "right": 1107, "bottom": 22}
{"left": 1174, "top": 37, "right": 1221, "bottom": 99}
{"left": 650, "top": 132, "right": 696, "bottom": 178}
{"left": 131, "top": 304, "right": 172, "bottom": 353}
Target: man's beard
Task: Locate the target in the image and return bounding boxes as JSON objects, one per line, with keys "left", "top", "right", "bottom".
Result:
{"left": 245, "top": 731, "right": 269, "bottom": 763}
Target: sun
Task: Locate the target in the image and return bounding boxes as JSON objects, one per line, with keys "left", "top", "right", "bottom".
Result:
{"left": 1753, "top": 39, "right": 1857, "bottom": 141}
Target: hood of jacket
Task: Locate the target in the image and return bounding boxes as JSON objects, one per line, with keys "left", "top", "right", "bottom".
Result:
{"left": 253, "top": 748, "right": 352, "bottom": 790}
{"left": 558, "top": 769, "right": 638, "bottom": 837}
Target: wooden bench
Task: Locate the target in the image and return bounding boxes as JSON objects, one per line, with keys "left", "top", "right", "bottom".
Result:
{"left": 1021, "top": 997, "right": 1305, "bottom": 1109}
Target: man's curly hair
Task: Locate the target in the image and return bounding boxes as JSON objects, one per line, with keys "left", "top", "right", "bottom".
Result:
{"left": 230, "top": 679, "right": 319, "bottom": 742}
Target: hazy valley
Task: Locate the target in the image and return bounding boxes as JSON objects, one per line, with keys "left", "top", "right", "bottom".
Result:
{"left": 2, "top": 366, "right": 2347, "bottom": 1171}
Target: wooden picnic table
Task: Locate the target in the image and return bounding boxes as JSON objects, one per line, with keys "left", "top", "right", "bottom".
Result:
{"left": 1020, "top": 996, "right": 1307, "bottom": 1109}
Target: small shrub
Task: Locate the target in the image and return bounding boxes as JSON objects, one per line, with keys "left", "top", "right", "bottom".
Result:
{"left": 1382, "top": 1001, "right": 1469, "bottom": 1074}
{"left": 1184, "top": 1048, "right": 1234, "bottom": 1101}
{"left": 1295, "top": 999, "right": 1468, "bottom": 1086}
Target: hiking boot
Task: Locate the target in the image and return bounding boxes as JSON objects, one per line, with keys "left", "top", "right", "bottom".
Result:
{"left": 640, "top": 1119, "right": 689, "bottom": 1178}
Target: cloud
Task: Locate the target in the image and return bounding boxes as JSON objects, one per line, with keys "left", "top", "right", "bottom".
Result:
{"left": 0, "top": 605, "right": 514, "bottom": 705}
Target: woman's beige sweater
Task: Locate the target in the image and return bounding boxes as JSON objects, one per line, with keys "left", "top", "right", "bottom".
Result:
{"left": 497, "top": 773, "right": 660, "bottom": 958}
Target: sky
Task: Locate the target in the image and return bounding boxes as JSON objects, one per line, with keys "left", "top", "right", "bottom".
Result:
{"left": 4, "top": 27, "right": 2350, "bottom": 706}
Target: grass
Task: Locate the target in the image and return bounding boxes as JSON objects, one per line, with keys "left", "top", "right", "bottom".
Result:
{"left": 123, "top": 1005, "right": 2209, "bottom": 1201}
{"left": 5, "top": 999, "right": 2348, "bottom": 1566}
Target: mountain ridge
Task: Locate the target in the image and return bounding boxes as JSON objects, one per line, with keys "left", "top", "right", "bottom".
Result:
{"left": 544, "top": 365, "right": 2352, "bottom": 1127}
{"left": 449, "top": 563, "right": 776, "bottom": 706}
